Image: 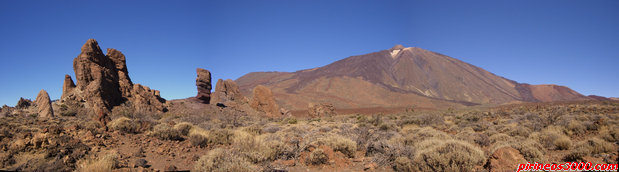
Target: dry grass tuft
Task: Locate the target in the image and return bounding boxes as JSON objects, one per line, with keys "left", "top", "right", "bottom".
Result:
{"left": 173, "top": 122, "right": 193, "bottom": 136}
{"left": 193, "top": 148, "right": 259, "bottom": 172}
{"left": 76, "top": 152, "right": 118, "bottom": 172}
{"left": 150, "top": 123, "right": 182, "bottom": 141}
{"left": 108, "top": 117, "right": 137, "bottom": 134}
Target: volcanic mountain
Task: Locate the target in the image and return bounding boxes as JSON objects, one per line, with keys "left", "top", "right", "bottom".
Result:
{"left": 236, "top": 45, "right": 591, "bottom": 111}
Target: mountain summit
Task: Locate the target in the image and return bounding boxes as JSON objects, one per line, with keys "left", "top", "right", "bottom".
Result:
{"left": 236, "top": 45, "right": 590, "bottom": 111}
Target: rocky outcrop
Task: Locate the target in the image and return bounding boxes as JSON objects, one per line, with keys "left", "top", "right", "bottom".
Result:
{"left": 210, "top": 79, "right": 244, "bottom": 105}
{"left": 249, "top": 85, "right": 280, "bottom": 117}
{"left": 107, "top": 48, "right": 133, "bottom": 97}
{"left": 16, "top": 97, "right": 32, "bottom": 109}
{"left": 35, "top": 89, "right": 54, "bottom": 118}
{"left": 72, "top": 39, "right": 124, "bottom": 111}
{"left": 64, "top": 39, "right": 167, "bottom": 113}
{"left": 488, "top": 147, "right": 526, "bottom": 172}
{"left": 61, "top": 75, "right": 76, "bottom": 101}
{"left": 195, "top": 68, "right": 212, "bottom": 104}
{"left": 131, "top": 84, "right": 166, "bottom": 112}
{"left": 308, "top": 103, "right": 336, "bottom": 117}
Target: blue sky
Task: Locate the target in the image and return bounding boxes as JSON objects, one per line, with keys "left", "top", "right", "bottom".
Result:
{"left": 0, "top": 0, "right": 617, "bottom": 106}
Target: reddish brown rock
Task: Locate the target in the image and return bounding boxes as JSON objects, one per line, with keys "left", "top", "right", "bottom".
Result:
{"left": 35, "top": 89, "right": 54, "bottom": 118}
{"left": 131, "top": 84, "right": 167, "bottom": 112}
{"left": 68, "top": 39, "right": 167, "bottom": 113}
{"left": 308, "top": 103, "right": 336, "bottom": 117}
{"left": 61, "top": 75, "right": 76, "bottom": 101}
{"left": 210, "top": 79, "right": 244, "bottom": 105}
{"left": 195, "top": 68, "right": 212, "bottom": 104}
{"left": 488, "top": 147, "right": 526, "bottom": 172}
{"left": 73, "top": 39, "right": 123, "bottom": 112}
{"left": 250, "top": 85, "right": 280, "bottom": 117}
{"left": 16, "top": 97, "right": 32, "bottom": 109}
{"left": 107, "top": 48, "right": 133, "bottom": 97}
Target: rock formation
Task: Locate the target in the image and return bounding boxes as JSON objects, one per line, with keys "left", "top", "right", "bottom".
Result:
{"left": 63, "top": 39, "right": 167, "bottom": 113}
{"left": 61, "top": 75, "right": 76, "bottom": 101}
{"left": 308, "top": 103, "right": 336, "bottom": 117}
{"left": 210, "top": 79, "right": 244, "bottom": 106}
{"left": 35, "top": 89, "right": 54, "bottom": 118}
{"left": 195, "top": 68, "right": 212, "bottom": 104}
{"left": 16, "top": 97, "right": 32, "bottom": 109}
{"left": 249, "top": 85, "right": 280, "bottom": 117}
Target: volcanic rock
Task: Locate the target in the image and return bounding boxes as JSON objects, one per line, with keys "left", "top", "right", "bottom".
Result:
{"left": 488, "top": 147, "right": 526, "bottom": 172}
{"left": 16, "top": 97, "right": 32, "bottom": 109}
{"left": 35, "top": 89, "right": 54, "bottom": 118}
{"left": 250, "top": 85, "right": 280, "bottom": 117}
{"left": 72, "top": 39, "right": 123, "bottom": 111}
{"left": 66, "top": 39, "right": 167, "bottom": 113}
{"left": 308, "top": 103, "right": 336, "bottom": 117}
{"left": 195, "top": 68, "right": 212, "bottom": 104}
{"left": 107, "top": 48, "right": 133, "bottom": 97}
{"left": 210, "top": 79, "right": 244, "bottom": 105}
{"left": 61, "top": 75, "right": 76, "bottom": 101}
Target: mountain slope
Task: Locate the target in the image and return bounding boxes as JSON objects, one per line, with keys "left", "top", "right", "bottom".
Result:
{"left": 237, "top": 45, "right": 591, "bottom": 110}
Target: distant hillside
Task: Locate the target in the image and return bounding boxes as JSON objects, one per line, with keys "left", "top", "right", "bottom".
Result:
{"left": 237, "top": 45, "right": 592, "bottom": 110}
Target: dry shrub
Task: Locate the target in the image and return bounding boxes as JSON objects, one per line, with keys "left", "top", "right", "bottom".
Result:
{"left": 411, "top": 139, "right": 485, "bottom": 172}
{"left": 173, "top": 122, "right": 193, "bottom": 136}
{"left": 189, "top": 128, "right": 209, "bottom": 148}
{"left": 598, "top": 126, "right": 618, "bottom": 142}
{"left": 416, "top": 113, "right": 445, "bottom": 127}
{"left": 319, "top": 135, "right": 357, "bottom": 158}
{"left": 193, "top": 148, "right": 259, "bottom": 172}
{"left": 308, "top": 148, "right": 328, "bottom": 165}
{"left": 402, "top": 127, "right": 451, "bottom": 146}
{"left": 107, "top": 117, "right": 137, "bottom": 134}
{"left": 209, "top": 129, "right": 234, "bottom": 145}
{"left": 394, "top": 156, "right": 414, "bottom": 172}
{"left": 150, "top": 123, "right": 182, "bottom": 141}
{"left": 232, "top": 131, "right": 280, "bottom": 163}
{"left": 566, "top": 120, "right": 586, "bottom": 136}
{"left": 582, "top": 138, "right": 614, "bottom": 155}
{"left": 77, "top": 152, "right": 118, "bottom": 172}
{"left": 554, "top": 136, "right": 572, "bottom": 150}
{"left": 563, "top": 143, "right": 589, "bottom": 162}
{"left": 530, "top": 126, "right": 568, "bottom": 149}
{"left": 489, "top": 133, "right": 512, "bottom": 144}
{"left": 511, "top": 139, "right": 545, "bottom": 163}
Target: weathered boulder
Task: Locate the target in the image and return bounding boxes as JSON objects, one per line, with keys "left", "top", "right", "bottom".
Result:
{"left": 16, "top": 97, "right": 32, "bottom": 109}
{"left": 308, "top": 103, "right": 336, "bottom": 117}
{"left": 35, "top": 89, "right": 54, "bottom": 118}
{"left": 195, "top": 68, "right": 212, "bottom": 104}
{"left": 210, "top": 79, "right": 244, "bottom": 105}
{"left": 250, "top": 85, "right": 280, "bottom": 117}
{"left": 67, "top": 39, "right": 167, "bottom": 113}
{"left": 488, "top": 147, "right": 526, "bottom": 172}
